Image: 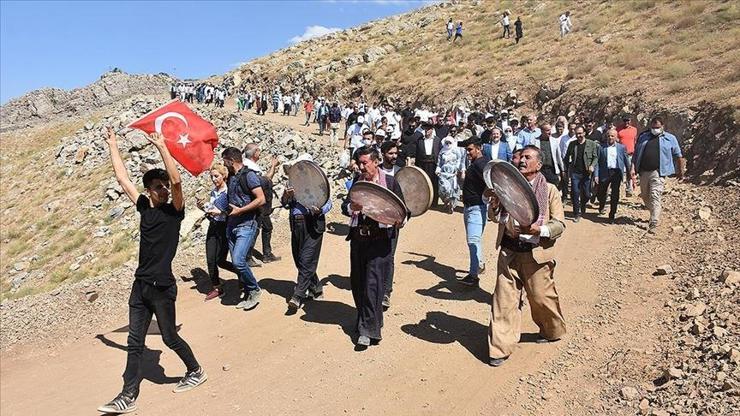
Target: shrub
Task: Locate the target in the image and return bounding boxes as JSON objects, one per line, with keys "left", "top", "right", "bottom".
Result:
{"left": 661, "top": 62, "right": 693, "bottom": 79}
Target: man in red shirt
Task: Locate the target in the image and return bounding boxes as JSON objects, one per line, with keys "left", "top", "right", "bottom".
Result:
{"left": 617, "top": 116, "right": 638, "bottom": 196}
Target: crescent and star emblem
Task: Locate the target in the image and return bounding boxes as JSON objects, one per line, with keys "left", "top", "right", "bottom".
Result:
{"left": 154, "top": 112, "right": 191, "bottom": 147}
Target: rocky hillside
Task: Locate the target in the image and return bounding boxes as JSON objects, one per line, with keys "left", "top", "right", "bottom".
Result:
{"left": 0, "top": 68, "right": 173, "bottom": 131}
{"left": 0, "top": 99, "right": 346, "bottom": 301}
{"left": 227, "top": 0, "right": 739, "bottom": 112}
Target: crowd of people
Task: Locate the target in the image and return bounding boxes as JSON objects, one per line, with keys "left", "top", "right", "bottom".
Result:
{"left": 118, "top": 8, "right": 681, "bottom": 411}
{"left": 170, "top": 82, "right": 228, "bottom": 107}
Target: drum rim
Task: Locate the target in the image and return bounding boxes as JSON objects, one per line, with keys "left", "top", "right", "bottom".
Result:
{"left": 486, "top": 160, "right": 540, "bottom": 225}
{"left": 395, "top": 165, "right": 433, "bottom": 217}
{"left": 349, "top": 181, "right": 407, "bottom": 224}
{"left": 287, "top": 160, "right": 331, "bottom": 208}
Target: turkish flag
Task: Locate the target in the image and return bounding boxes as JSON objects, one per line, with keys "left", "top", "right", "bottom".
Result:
{"left": 127, "top": 100, "right": 218, "bottom": 176}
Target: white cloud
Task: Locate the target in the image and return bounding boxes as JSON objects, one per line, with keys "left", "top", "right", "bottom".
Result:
{"left": 290, "top": 25, "right": 342, "bottom": 43}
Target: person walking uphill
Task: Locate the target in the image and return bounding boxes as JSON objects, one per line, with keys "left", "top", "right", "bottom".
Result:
{"left": 514, "top": 17, "right": 523, "bottom": 43}
{"left": 563, "top": 126, "right": 599, "bottom": 222}
{"left": 630, "top": 116, "right": 684, "bottom": 234}
{"left": 457, "top": 136, "right": 491, "bottom": 287}
{"left": 221, "top": 147, "right": 266, "bottom": 311}
{"left": 342, "top": 147, "right": 409, "bottom": 349}
{"left": 488, "top": 146, "right": 567, "bottom": 367}
{"left": 453, "top": 22, "right": 463, "bottom": 43}
{"left": 281, "top": 172, "right": 332, "bottom": 313}
{"left": 98, "top": 128, "right": 206, "bottom": 414}
{"left": 200, "top": 164, "right": 237, "bottom": 301}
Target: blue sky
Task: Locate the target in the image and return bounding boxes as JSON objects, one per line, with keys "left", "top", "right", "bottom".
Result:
{"left": 0, "top": 1, "right": 429, "bottom": 104}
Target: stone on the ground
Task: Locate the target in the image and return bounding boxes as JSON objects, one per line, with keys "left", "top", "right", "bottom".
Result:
{"left": 620, "top": 386, "right": 639, "bottom": 400}
{"left": 655, "top": 265, "right": 673, "bottom": 275}
{"left": 720, "top": 269, "right": 740, "bottom": 286}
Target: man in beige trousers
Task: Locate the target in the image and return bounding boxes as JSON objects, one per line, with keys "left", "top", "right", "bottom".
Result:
{"left": 486, "top": 145, "right": 567, "bottom": 367}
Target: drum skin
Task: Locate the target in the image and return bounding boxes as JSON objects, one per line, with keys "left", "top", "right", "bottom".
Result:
{"left": 395, "top": 166, "right": 433, "bottom": 217}
{"left": 349, "top": 181, "right": 407, "bottom": 225}
{"left": 287, "top": 160, "right": 330, "bottom": 209}
{"left": 484, "top": 160, "right": 540, "bottom": 226}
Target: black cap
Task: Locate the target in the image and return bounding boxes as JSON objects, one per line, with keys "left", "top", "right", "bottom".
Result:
{"left": 421, "top": 121, "right": 435, "bottom": 130}
{"left": 457, "top": 136, "right": 482, "bottom": 147}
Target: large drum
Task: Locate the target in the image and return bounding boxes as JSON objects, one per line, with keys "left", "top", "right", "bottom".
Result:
{"left": 349, "top": 181, "right": 408, "bottom": 225}
{"left": 395, "top": 166, "right": 433, "bottom": 217}
{"left": 286, "top": 160, "right": 330, "bottom": 209}
{"left": 484, "top": 160, "right": 539, "bottom": 225}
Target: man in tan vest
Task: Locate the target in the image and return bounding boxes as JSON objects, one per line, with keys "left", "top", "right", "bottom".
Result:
{"left": 487, "top": 145, "right": 567, "bottom": 367}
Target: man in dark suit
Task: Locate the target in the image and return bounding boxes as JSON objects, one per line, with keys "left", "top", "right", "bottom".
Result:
{"left": 595, "top": 128, "right": 631, "bottom": 223}
{"left": 281, "top": 176, "right": 333, "bottom": 312}
{"left": 415, "top": 122, "right": 442, "bottom": 206}
{"left": 564, "top": 126, "right": 599, "bottom": 222}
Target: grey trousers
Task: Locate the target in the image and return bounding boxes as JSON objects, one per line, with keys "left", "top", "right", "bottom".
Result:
{"left": 639, "top": 170, "right": 665, "bottom": 227}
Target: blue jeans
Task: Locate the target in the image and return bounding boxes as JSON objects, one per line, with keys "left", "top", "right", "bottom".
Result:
{"left": 570, "top": 172, "right": 591, "bottom": 216}
{"left": 227, "top": 221, "right": 260, "bottom": 295}
{"left": 464, "top": 204, "right": 486, "bottom": 277}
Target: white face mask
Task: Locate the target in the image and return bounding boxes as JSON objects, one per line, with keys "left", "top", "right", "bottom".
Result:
{"left": 651, "top": 128, "right": 663, "bottom": 136}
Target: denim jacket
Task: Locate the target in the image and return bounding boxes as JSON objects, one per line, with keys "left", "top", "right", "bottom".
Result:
{"left": 633, "top": 131, "right": 682, "bottom": 177}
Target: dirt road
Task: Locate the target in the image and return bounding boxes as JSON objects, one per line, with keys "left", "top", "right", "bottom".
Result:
{"left": 1, "top": 199, "right": 630, "bottom": 415}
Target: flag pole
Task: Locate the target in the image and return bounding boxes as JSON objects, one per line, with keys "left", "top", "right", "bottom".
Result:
{"left": 125, "top": 99, "right": 180, "bottom": 128}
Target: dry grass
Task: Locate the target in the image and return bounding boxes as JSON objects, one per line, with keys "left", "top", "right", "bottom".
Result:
{"left": 0, "top": 117, "right": 138, "bottom": 300}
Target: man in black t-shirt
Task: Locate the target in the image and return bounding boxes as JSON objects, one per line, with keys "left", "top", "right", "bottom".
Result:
{"left": 457, "top": 136, "right": 491, "bottom": 287}
{"left": 98, "top": 128, "right": 206, "bottom": 414}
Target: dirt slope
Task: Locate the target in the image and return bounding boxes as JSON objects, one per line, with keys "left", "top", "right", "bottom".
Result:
{"left": 0, "top": 203, "right": 625, "bottom": 415}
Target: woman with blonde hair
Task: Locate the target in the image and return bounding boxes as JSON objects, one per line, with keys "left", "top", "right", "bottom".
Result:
{"left": 199, "top": 163, "right": 236, "bottom": 301}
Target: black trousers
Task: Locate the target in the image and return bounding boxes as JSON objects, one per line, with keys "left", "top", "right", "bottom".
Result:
{"left": 350, "top": 237, "right": 392, "bottom": 340}
{"left": 252, "top": 209, "right": 274, "bottom": 257}
{"left": 597, "top": 169, "right": 623, "bottom": 217}
{"left": 560, "top": 170, "right": 569, "bottom": 201}
{"left": 205, "top": 220, "right": 235, "bottom": 287}
{"left": 385, "top": 233, "right": 399, "bottom": 297}
{"left": 122, "top": 280, "right": 199, "bottom": 398}
{"left": 291, "top": 218, "right": 324, "bottom": 298}
{"left": 417, "top": 160, "right": 439, "bottom": 206}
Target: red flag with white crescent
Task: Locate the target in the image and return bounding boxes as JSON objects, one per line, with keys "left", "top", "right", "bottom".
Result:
{"left": 127, "top": 100, "right": 218, "bottom": 176}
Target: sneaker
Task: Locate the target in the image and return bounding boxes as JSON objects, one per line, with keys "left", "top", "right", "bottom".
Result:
{"left": 647, "top": 224, "right": 657, "bottom": 235}
{"left": 247, "top": 258, "right": 261, "bottom": 268}
{"left": 573, "top": 216, "right": 581, "bottom": 223}
{"left": 489, "top": 357, "right": 508, "bottom": 367}
{"left": 598, "top": 208, "right": 606, "bottom": 215}
{"left": 458, "top": 274, "right": 480, "bottom": 287}
{"left": 287, "top": 296, "right": 304, "bottom": 312}
{"left": 262, "top": 253, "right": 281, "bottom": 263}
{"left": 173, "top": 367, "right": 208, "bottom": 393}
{"left": 97, "top": 393, "right": 137, "bottom": 414}
{"left": 357, "top": 335, "right": 371, "bottom": 347}
{"left": 241, "top": 290, "right": 261, "bottom": 310}
{"left": 309, "top": 288, "right": 324, "bottom": 300}
{"left": 204, "top": 288, "right": 222, "bottom": 301}
{"left": 382, "top": 294, "right": 391, "bottom": 309}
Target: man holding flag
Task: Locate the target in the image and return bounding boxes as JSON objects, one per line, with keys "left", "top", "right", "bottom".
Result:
{"left": 98, "top": 100, "right": 218, "bottom": 413}
{"left": 98, "top": 127, "right": 207, "bottom": 414}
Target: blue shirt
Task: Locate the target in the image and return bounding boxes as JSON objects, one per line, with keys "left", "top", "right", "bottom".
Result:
{"left": 517, "top": 127, "right": 541, "bottom": 147}
{"left": 633, "top": 131, "right": 682, "bottom": 177}
{"left": 290, "top": 198, "right": 333, "bottom": 217}
{"left": 226, "top": 167, "right": 262, "bottom": 227}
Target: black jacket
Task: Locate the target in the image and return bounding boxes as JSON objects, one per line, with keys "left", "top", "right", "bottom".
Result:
{"left": 341, "top": 173, "right": 409, "bottom": 240}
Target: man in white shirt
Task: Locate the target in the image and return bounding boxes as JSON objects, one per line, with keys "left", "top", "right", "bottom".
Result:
{"left": 553, "top": 121, "right": 573, "bottom": 202}
{"left": 345, "top": 116, "right": 367, "bottom": 156}
{"left": 559, "top": 11, "right": 572, "bottom": 37}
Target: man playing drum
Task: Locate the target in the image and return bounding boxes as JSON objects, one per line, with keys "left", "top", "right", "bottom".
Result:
{"left": 342, "top": 146, "right": 408, "bottom": 348}
{"left": 487, "top": 145, "right": 567, "bottom": 367}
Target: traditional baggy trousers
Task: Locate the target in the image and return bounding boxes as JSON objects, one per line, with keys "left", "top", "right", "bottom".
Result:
{"left": 350, "top": 237, "right": 392, "bottom": 340}
{"left": 291, "top": 217, "right": 324, "bottom": 298}
{"left": 489, "top": 249, "right": 566, "bottom": 359}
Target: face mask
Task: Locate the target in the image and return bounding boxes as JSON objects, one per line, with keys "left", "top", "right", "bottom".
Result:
{"left": 651, "top": 128, "right": 663, "bottom": 136}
